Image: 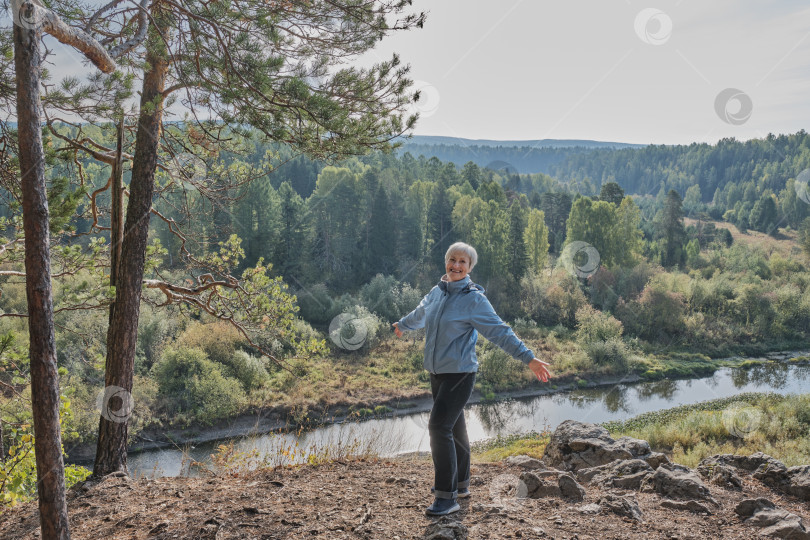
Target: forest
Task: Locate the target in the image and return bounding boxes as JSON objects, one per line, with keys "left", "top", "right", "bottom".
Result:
{"left": 1, "top": 2, "right": 810, "bottom": 538}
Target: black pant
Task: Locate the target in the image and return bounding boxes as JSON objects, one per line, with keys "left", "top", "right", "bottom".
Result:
{"left": 429, "top": 372, "right": 476, "bottom": 499}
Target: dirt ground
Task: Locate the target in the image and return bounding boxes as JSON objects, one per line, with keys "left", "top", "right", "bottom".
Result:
{"left": 2, "top": 457, "right": 808, "bottom": 539}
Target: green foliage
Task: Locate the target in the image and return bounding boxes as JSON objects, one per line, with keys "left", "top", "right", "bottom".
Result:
{"left": 1, "top": 397, "right": 91, "bottom": 507}
{"left": 524, "top": 208, "right": 550, "bottom": 273}
{"left": 519, "top": 270, "right": 587, "bottom": 328}
{"left": 476, "top": 339, "right": 529, "bottom": 392}
{"left": 358, "top": 274, "right": 422, "bottom": 323}
{"left": 152, "top": 347, "right": 247, "bottom": 426}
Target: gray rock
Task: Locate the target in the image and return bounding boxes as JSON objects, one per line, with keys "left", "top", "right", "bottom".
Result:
{"left": 598, "top": 493, "right": 643, "bottom": 522}
{"left": 753, "top": 459, "right": 789, "bottom": 488}
{"left": 699, "top": 452, "right": 781, "bottom": 473}
{"left": 784, "top": 465, "right": 810, "bottom": 501}
{"left": 558, "top": 475, "right": 586, "bottom": 501}
{"left": 504, "top": 455, "right": 545, "bottom": 470}
{"left": 577, "top": 503, "right": 601, "bottom": 515}
{"left": 698, "top": 463, "right": 743, "bottom": 490}
{"left": 517, "top": 472, "right": 561, "bottom": 499}
{"left": 735, "top": 498, "right": 810, "bottom": 539}
{"left": 660, "top": 499, "right": 714, "bottom": 515}
{"left": 424, "top": 516, "right": 468, "bottom": 540}
{"left": 648, "top": 466, "right": 714, "bottom": 502}
{"left": 577, "top": 459, "right": 653, "bottom": 490}
{"left": 735, "top": 497, "right": 776, "bottom": 518}
{"left": 644, "top": 452, "right": 670, "bottom": 469}
{"left": 543, "top": 420, "right": 614, "bottom": 469}
{"left": 543, "top": 420, "right": 661, "bottom": 472}
{"left": 700, "top": 454, "right": 810, "bottom": 502}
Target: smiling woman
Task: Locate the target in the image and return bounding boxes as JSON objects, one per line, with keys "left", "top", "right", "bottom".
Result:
{"left": 392, "top": 241, "right": 551, "bottom": 516}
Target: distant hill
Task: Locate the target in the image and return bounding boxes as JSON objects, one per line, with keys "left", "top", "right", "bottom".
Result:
{"left": 396, "top": 135, "right": 646, "bottom": 174}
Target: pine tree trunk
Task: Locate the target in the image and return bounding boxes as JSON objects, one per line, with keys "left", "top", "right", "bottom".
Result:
{"left": 93, "top": 17, "right": 168, "bottom": 477}
{"left": 14, "top": 18, "right": 71, "bottom": 540}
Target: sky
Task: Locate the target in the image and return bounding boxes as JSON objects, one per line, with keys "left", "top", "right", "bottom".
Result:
{"left": 361, "top": 0, "right": 810, "bottom": 145}
{"left": 15, "top": 1, "right": 810, "bottom": 147}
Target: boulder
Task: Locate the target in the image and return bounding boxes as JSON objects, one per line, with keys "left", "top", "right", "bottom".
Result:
{"left": 699, "top": 453, "right": 810, "bottom": 502}
{"left": 660, "top": 499, "right": 714, "bottom": 515}
{"left": 504, "top": 455, "right": 545, "bottom": 470}
{"left": 735, "top": 498, "right": 810, "bottom": 540}
{"left": 697, "top": 463, "right": 743, "bottom": 490}
{"left": 784, "top": 465, "right": 810, "bottom": 501}
{"left": 598, "top": 493, "right": 643, "bottom": 522}
{"left": 516, "top": 472, "right": 561, "bottom": 499}
{"left": 647, "top": 467, "right": 715, "bottom": 502}
{"left": 576, "top": 459, "right": 653, "bottom": 490}
{"left": 543, "top": 420, "right": 661, "bottom": 472}
{"left": 558, "top": 475, "right": 586, "bottom": 501}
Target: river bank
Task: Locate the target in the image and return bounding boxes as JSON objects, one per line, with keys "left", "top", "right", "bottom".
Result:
{"left": 65, "top": 349, "right": 810, "bottom": 466}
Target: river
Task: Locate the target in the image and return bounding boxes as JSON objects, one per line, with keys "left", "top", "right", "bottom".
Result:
{"left": 127, "top": 361, "right": 810, "bottom": 477}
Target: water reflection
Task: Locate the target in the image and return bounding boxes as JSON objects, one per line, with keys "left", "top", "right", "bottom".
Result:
{"left": 476, "top": 399, "right": 538, "bottom": 433}
{"left": 730, "top": 363, "right": 790, "bottom": 388}
{"left": 636, "top": 379, "right": 679, "bottom": 401}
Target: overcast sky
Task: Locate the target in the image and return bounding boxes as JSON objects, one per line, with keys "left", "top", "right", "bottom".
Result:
{"left": 21, "top": 1, "right": 810, "bottom": 147}
{"left": 362, "top": 0, "right": 810, "bottom": 145}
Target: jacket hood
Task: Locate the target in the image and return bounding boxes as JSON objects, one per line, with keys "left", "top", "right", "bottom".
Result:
{"left": 438, "top": 274, "right": 485, "bottom": 294}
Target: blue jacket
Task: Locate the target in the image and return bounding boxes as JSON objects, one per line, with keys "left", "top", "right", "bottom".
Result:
{"left": 397, "top": 275, "right": 535, "bottom": 374}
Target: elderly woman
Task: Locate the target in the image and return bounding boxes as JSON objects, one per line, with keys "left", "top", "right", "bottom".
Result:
{"left": 393, "top": 242, "right": 551, "bottom": 516}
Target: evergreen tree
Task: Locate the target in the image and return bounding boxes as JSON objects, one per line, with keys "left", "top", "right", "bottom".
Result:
{"left": 367, "top": 184, "right": 394, "bottom": 277}
{"left": 461, "top": 161, "right": 482, "bottom": 190}
{"left": 599, "top": 181, "right": 624, "bottom": 205}
{"left": 540, "top": 192, "right": 572, "bottom": 253}
{"left": 506, "top": 196, "right": 529, "bottom": 280}
{"left": 275, "top": 182, "right": 306, "bottom": 277}
{"left": 524, "top": 208, "right": 550, "bottom": 274}
{"left": 658, "top": 190, "right": 686, "bottom": 266}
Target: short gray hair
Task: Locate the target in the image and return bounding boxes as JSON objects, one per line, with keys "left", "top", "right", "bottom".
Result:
{"left": 445, "top": 242, "right": 478, "bottom": 271}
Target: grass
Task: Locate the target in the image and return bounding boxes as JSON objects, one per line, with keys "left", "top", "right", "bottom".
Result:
{"left": 472, "top": 431, "right": 550, "bottom": 463}
{"left": 473, "top": 392, "right": 810, "bottom": 469}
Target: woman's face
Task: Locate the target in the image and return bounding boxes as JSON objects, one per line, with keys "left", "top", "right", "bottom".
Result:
{"left": 445, "top": 251, "right": 471, "bottom": 282}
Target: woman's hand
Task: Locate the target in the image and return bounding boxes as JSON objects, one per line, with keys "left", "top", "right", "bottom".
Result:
{"left": 529, "top": 358, "right": 551, "bottom": 382}
{"left": 392, "top": 322, "right": 403, "bottom": 338}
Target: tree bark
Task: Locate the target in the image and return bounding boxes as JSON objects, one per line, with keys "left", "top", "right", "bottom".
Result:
{"left": 93, "top": 14, "right": 168, "bottom": 477}
{"left": 14, "top": 18, "right": 71, "bottom": 540}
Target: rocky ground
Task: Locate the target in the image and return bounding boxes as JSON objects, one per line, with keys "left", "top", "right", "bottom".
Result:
{"left": 3, "top": 421, "right": 810, "bottom": 539}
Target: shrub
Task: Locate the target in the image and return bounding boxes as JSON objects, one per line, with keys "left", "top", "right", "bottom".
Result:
{"left": 520, "top": 269, "right": 587, "bottom": 328}
{"left": 615, "top": 281, "right": 687, "bottom": 342}
{"left": 177, "top": 321, "right": 247, "bottom": 367}
{"left": 153, "top": 347, "right": 246, "bottom": 425}
{"left": 477, "top": 340, "right": 527, "bottom": 391}
{"left": 575, "top": 305, "right": 623, "bottom": 344}
{"left": 359, "top": 274, "right": 423, "bottom": 323}
{"left": 295, "top": 282, "right": 336, "bottom": 325}
{"left": 228, "top": 350, "right": 271, "bottom": 390}
{"left": 581, "top": 337, "right": 630, "bottom": 371}
{"left": 329, "top": 304, "right": 385, "bottom": 352}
